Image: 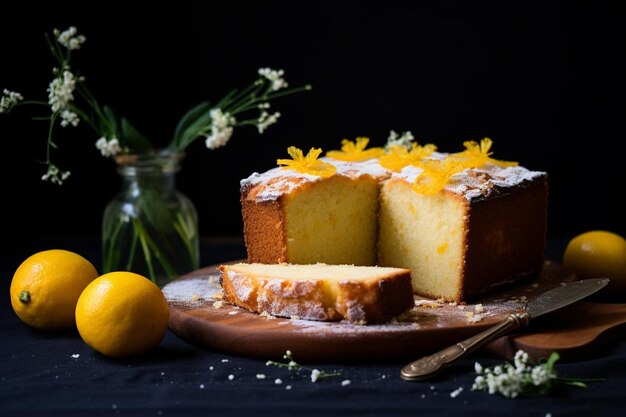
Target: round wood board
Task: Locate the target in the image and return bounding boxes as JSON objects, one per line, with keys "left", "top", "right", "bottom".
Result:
{"left": 163, "top": 260, "right": 588, "bottom": 362}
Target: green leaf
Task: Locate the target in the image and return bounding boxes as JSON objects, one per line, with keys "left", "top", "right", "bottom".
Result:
{"left": 121, "top": 117, "right": 153, "bottom": 153}
{"left": 175, "top": 108, "right": 216, "bottom": 151}
{"left": 102, "top": 106, "right": 118, "bottom": 137}
{"left": 173, "top": 101, "right": 211, "bottom": 145}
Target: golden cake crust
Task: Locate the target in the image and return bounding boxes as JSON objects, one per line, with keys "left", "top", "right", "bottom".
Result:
{"left": 219, "top": 263, "right": 414, "bottom": 324}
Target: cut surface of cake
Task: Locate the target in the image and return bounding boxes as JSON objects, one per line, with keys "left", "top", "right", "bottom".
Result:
{"left": 241, "top": 159, "right": 388, "bottom": 265}
{"left": 240, "top": 141, "right": 548, "bottom": 303}
{"left": 378, "top": 165, "right": 547, "bottom": 301}
{"left": 219, "top": 263, "right": 414, "bottom": 323}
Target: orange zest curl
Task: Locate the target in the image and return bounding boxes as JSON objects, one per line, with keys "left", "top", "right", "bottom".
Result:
{"left": 277, "top": 146, "right": 336, "bottom": 177}
{"left": 451, "top": 137, "right": 518, "bottom": 168}
{"left": 412, "top": 158, "right": 464, "bottom": 195}
{"left": 326, "top": 137, "right": 384, "bottom": 161}
{"left": 379, "top": 143, "right": 438, "bottom": 172}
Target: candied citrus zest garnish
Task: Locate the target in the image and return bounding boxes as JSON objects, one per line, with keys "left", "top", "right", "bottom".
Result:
{"left": 412, "top": 158, "right": 464, "bottom": 195}
{"left": 451, "top": 137, "right": 518, "bottom": 168}
{"left": 379, "top": 143, "right": 438, "bottom": 172}
{"left": 277, "top": 146, "right": 336, "bottom": 177}
{"left": 326, "top": 137, "right": 385, "bottom": 161}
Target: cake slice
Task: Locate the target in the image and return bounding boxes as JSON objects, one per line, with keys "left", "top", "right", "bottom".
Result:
{"left": 218, "top": 263, "right": 414, "bottom": 324}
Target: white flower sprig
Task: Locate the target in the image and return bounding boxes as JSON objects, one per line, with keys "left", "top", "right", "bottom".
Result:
{"left": 0, "top": 89, "right": 23, "bottom": 113}
{"left": 471, "top": 350, "right": 594, "bottom": 398}
{"left": 385, "top": 129, "right": 415, "bottom": 150}
{"left": 53, "top": 26, "right": 86, "bottom": 50}
{"left": 266, "top": 350, "right": 341, "bottom": 383}
{"left": 1, "top": 25, "right": 312, "bottom": 185}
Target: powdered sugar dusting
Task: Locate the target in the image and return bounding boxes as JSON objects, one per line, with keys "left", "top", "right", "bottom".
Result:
{"left": 240, "top": 157, "right": 390, "bottom": 202}
{"left": 395, "top": 160, "right": 546, "bottom": 201}
{"left": 242, "top": 153, "right": 545, "bottom": 202}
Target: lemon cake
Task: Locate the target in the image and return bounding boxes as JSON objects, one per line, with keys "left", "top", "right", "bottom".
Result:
{"left": 219, "top": 262, "right": 414, "bottom": 323}
{"left": 240, "top": 141, "right": 548, "bottom": 303}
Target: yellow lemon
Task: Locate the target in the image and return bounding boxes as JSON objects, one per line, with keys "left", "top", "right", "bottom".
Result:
{"left": 10, "top": 249, "right": 99, "bottom": 331}
{"left": 75, "top": 271, "right": 170, "bottom": 357}
{"left": 563, "top": 230, "right": 626, "bottom": 293}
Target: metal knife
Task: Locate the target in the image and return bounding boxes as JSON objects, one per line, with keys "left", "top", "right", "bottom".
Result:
{"left": 400, "top": 278, "right": 610, "bottom": 381}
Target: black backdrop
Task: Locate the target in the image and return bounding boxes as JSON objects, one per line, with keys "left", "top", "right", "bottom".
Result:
{"left": 1, "top": 1, "right": 624, "bottom": 253}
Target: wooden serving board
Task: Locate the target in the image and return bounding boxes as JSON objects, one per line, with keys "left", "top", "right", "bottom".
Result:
{"left": 163, "top": 261, "right": 626, "bottom": 362}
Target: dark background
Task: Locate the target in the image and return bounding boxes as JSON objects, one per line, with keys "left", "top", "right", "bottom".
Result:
{"left": 1, "top": 1, "right": 624, "bottom": 255}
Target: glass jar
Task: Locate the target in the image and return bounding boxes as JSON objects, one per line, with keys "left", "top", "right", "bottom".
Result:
{"left": 102, "top": 150, "right": 199, "bottom": 287}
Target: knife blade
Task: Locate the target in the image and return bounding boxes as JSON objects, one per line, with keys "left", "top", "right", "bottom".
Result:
{"left": 400, "top": 278, "right": 610, "bottom": 381}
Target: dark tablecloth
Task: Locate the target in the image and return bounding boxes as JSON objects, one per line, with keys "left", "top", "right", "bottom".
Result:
{"left": 2, "top": 236, "right": 625, "bottom": 416}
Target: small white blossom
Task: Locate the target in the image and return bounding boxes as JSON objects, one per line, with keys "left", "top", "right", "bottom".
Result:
{"left": 205, "top": 108, "right": 236, "bottom": 149}
{"left": 514, "top": 350, "right": 529, "bottom": 370}
{"left": 386, "top": 130, "right": 415, "bottom": 149}
{"left": 0, "top": 89, "right": 23, "bottom": 113}
{"left": 258, "top": 67, "right": 288, "bottom": 91}
{"left": 310, "top": 369, "right": 321, "bottom": 383}
{"left": 54, "top": 26, "right": 86, "bottom": 50}
{"left": 41, "top": 164, "right": 71, "bottom": 185}
{"left": 258, "top": 102, "right": 271, "bottom": 109}
{"left": 205, "top": 127, "right": 233, "bottom": 149}
{"left": 95, "top": 137, "right": 122, "bottom": 157}
{"left": 59, "top": 109, "right": 80, "bottom": 127}
{"left": 257, "top": 111, "right": 281, "bottom": 134}
{"left": 450, "top": 387, "right": 463, "bottom": 398}
{"left": 474, "top": 362, "right": 483, "bottom": 374}
{"left": 48, "top": 70, "right": 77, "bottom": 113}
{"left": 531, "top": 365, "right": 553, "bottom": 386}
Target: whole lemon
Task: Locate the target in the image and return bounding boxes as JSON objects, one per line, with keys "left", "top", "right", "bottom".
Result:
{"left": 563, "top": 230, "right": 626, "bottom": 293}
{"left": 75, "top": 271, "right": 170, "bottom": 357}
{"left": 10, "top": 249, "right": 99, "bottom": 331}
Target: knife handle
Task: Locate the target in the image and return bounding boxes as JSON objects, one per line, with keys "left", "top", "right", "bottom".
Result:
{"left": 400, "top": 312, "right": 530, "bottom": 381}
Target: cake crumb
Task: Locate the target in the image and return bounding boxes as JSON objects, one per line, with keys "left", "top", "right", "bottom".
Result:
{"left": 260, "top": 311, "right": 276, "bottom": 319}
{"left": 450, "top": 387, "right": 463, "bottom": 398}
{"left": 275, "top": 378, "right": 283, "bottom": 384}
{"left": 560, "top": 282, "right": 567, "bottom": 286}
{"left": 212, "top": 300, "right": 224, "bottom": 309}
{"left": 228, "top": 311, "right": 239, "bottom": 315}
{"left": 228, "top": 374, "right": 235, "bottom": 380}
{"left": 341, "top": 380, "right": 351, "bottom": 386}
{"left": 531, "top": 283, "right": 539, "bottom": 288}
{"left": 212, "top": 291, "right": 224, "bottom": 299}
{"left": 421, "top": 394, "right": 426, "bottom": 399}
{"left": 285, "top": 385, "right": 292, "bottom": 390}
{"left": 209, "top": 366, "right": 214, "bottom": 371}
{"left": 71, "top": 354, "right": 80, "bottom": 359}
{"left": 474, "top": 304, "right": 485, "bottom": 313}
{"left": 191, "top": 294, "right": 202, "bottom": 302}
{"left": 290, "top": 315, "right": 300, "bottom": 320}
{"left": 221, "top": 359, "right": 229, "bottom": 363}
{"left": 465, "top": 311, "right": 475, "bottom": 319}
{"left": 208, "top": 276, "right": 219, "bottom": 284}
{"left": 199, "top": 384, "right": 205, "bottom": 389}
{"left": 256, "top": 374, "right": 267, "bottom": 380}
{"left": 415, "top": 300, "right": 442, "bottom": 308}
